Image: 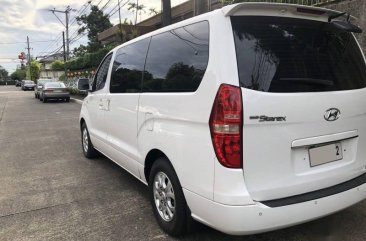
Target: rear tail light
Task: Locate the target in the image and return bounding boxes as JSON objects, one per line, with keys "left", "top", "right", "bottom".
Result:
{"left": 209, "top": 84, "right": 243, "bottom": 168}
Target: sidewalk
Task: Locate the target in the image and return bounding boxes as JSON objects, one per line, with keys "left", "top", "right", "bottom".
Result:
{"left": 70, "top": 94, "right": 85, "bottom": 104}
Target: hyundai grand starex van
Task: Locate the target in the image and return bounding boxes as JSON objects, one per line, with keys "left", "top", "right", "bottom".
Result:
{"left": 79, "top": 3, "right": 366, "bottom": 236}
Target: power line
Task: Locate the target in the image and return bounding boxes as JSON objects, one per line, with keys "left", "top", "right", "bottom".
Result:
{"left": 38, "top": 33, "right": 63, "bottom": 56}
{"left": 69, "top": 0, "right": 93, "bottom": 27}
{"left": 109, "top": 0, "right": 130, "bottom": 18}
{"left": 101, "top": 0, "right": 113, "bottom": 11}
{"left": 95, "top": 0, "right": 104, "bottom": 7}
{"left": 0, "top": 40, "right": 59, "bottom": 45}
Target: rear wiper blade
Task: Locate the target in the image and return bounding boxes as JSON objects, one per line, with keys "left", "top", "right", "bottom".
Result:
{"left": 328, "top": 12, "right": 347, "bottom": 23}
{"left": 279, "top": 78, "right": 334, "bottom": 86}
{"left": 328, "top": 12, "right": 362, "bottom": 33}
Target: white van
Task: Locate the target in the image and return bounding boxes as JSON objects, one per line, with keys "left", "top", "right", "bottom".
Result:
{"left": 79, "top": 3, "right": 366, "bottom": 236}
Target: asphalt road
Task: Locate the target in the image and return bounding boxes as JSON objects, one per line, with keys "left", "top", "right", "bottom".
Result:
{"left": 0, "top": 85, "right": 366, "bottom": 241}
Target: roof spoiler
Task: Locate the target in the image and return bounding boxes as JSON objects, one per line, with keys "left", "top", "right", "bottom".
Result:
{"left": 222, "top": 3, "right": 361, "bottom": 33}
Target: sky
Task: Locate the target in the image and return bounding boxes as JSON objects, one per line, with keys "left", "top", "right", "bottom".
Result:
{"left": 0, "top": 0, "right": 186, "bottom": 74}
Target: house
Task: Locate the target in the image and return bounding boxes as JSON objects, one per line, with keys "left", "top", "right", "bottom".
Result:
{"left": 38, "top": 53, "right": 64, "bottom": 80}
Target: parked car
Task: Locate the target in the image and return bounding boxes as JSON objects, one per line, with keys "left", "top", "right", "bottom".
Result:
{"left": 21, "top": 80, "right": 36, "bottom": 90}
{"left": 15, "top": 80, "right": 21, "bottom": 87}
{"left": 40, "top": 82, "right": 70, "bottom": 103}
{"left": 79, "top": 3, "right": 366, "bottom": 236}
{"left": 35, "top": 79, "right": 55, "bottom": 99}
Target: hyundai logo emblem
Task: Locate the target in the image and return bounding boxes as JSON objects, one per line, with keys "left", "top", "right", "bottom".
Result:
{"left": 324, "top": 108, "right": 341, "bottom": 121}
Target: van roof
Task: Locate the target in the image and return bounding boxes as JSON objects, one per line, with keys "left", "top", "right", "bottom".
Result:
{"left": 222, "top": 2, "right": 355, "bottom": 22}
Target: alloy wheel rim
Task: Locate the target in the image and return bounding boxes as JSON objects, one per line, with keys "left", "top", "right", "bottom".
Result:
{"left": 82, "top": 129, "right": 89, "bottom": 153}
{"left": 153, "top": 171, "right": 175, "bottom": 222}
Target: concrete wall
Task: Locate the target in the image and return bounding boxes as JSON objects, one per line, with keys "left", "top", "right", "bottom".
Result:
{"left": 323, "top": 0, "right": 366, "bottom": 54}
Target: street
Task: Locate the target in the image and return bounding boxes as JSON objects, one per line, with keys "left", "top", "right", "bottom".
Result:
{"left": 1, "top": 85, "right": 366, "bottom": 241}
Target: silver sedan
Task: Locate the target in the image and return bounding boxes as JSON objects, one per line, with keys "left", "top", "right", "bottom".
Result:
{"left": 39, "top": 82, "right": 70, "bottom": 103}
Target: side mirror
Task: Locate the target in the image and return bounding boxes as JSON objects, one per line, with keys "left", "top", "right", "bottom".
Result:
{"left": 77, "top": 80, "right": 90, "bottom": 91}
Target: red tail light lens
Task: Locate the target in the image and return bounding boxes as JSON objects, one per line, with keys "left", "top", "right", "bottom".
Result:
{"left": 209, "top": 84, "right": 243, "bottom": 168}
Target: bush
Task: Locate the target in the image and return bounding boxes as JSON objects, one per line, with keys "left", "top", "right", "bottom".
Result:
{"left": 51, "top": 60, "right": 65, "bottom": 71}
{"left": 67, "top": 87, "right": 88, "bottom": 97}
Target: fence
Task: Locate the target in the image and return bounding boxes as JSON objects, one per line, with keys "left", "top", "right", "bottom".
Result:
{"left": 0, "top": 81, "right": 15, "bottom": 86}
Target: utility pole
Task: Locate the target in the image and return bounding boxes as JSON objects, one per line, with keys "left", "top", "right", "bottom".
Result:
{"left": 62, "top": 32, "right": 68, "bottom": 83}
{"left": 118, "top": 0, "right": 123, "bottom": 42}
{"left": 49, "top": 6, "right": 73, "bottom": 60}
{"left": 26, "top": 36, "right": 32, "bottom": 80}
{"left": 162, "top": 0, "right": 171, "bottom": 26}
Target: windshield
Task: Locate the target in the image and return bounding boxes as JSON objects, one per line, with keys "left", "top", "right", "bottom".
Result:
{"left": 45, "top": 82, "right": 65, "bottom": 88}
{"left": 232, "top": 16, "right": 366, "bottom": 93}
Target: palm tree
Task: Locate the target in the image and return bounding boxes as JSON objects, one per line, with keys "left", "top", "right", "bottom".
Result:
{"left": 162, "top": 0, "right": 171, "bottom": 26}
{"left": 149, "top": 8, "right": 159, "bottom": 16}
{"left": 128, "top": 1, "right": 146, "bottom": 25}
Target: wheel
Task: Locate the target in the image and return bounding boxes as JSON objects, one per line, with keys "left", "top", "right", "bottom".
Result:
{"left": 149, "top": 158, "right": 191, "bottom": 236}
{"left": 34, "top": 94, "right": 37, "bottom": 99}
{"left": 66, "top": 97, "right": 70, "bottom": 102}
{"left": 81, "top": 123, "right": 97, "bottom": 158}
{"left": 43, "top": 97, "right": 47, "bottom": 103}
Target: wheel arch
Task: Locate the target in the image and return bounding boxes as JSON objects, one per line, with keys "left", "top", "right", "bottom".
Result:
{"left": 144, "top": 149, "right": 172, "bottom": 183}
{"left": 80, "top": 117, "right": 86, "bottom": 130}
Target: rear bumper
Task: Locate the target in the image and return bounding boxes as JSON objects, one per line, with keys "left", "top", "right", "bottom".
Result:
{"left": 44, "top": 93, "right": 70, "bottom": 98}
{"left": 184, "top": 182, "right": 366, "bottom": 235}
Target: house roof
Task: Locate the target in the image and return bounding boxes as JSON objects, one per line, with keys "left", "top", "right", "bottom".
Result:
{"left": 38, "top": 53, "right": 64, "bottom": 63}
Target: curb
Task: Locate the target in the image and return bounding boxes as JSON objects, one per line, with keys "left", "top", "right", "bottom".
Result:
{"left": 70, "top": 98, "right": 83, "bottom": 105}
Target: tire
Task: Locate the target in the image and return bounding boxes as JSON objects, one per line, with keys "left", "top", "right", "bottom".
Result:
{"left": 149, "top": 158, "right": 191, "bottom": 236}
{"left": 66, "top": 97, "right": 70, "bottom": 102}
{"left": 81, "top": 123, "right": 97, "bottom": 158}
{"left": 34, "top": 94, "right": 37, "bottom": 99}
{"left": 43, "top": 97, "right": 47, "bottom": 103}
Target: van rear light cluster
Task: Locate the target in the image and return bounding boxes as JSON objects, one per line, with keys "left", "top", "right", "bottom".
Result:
{"left": 209, "top": 84, "right": 243, "bottom": 168}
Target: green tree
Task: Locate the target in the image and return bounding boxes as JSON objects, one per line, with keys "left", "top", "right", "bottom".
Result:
{"left": 50, "top": 60, "right": 65, "bottom": 71}
{"left": 76, "top": 5, "right": 113, "bottom": 52}
{"left": 149, "top": 8, "right": 159, "bottom": 16}
{"left": 10, "top": 69, "right": 26, "bottom": 80}
{"left": 73, "top": 45, "right": 88, "bottom": 57}
{"left": 0, "top": 65, "right": 8, "bottom": 80}
{"left": 27, "top": 61, "right": 41, "bottom": 81}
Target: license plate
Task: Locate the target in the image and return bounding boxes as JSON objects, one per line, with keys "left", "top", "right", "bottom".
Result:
{"left": 308, "top": 143, "right": 342, "bottom": 167}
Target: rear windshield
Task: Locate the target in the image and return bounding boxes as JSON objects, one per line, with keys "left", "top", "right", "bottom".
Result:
{"left": 46, "top": 82, "right": 65, "bottom": 88}
{"left": 25, "top": 81, "right": 34, "bottom": 84}
{"left": 231, "top": 16, "right": 366, "bottom": 93}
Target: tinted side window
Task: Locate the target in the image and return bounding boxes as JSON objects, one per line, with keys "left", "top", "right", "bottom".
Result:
{"left": 94, "top": 54, "right": 112, "bottom": 91}
{"left": 143, "top": 21, "right": 209, "bottom": 92}
{"left": 110, "top": 38, "right": 150, "bottom": 93}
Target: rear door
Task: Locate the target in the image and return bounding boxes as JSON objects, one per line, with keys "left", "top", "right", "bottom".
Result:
{"left": 232, "top": 16, "right": 366, "bottom": 201}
